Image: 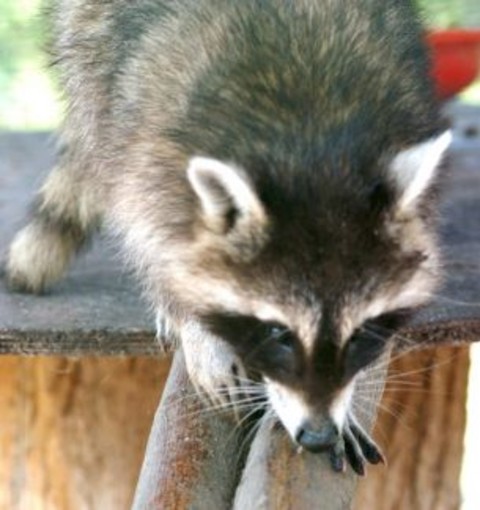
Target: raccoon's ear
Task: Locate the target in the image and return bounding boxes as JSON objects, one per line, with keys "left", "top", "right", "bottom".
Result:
{"left": 389, "top": 131, "right": 452, "bottom": 211}
{"left": 187, "top": 156, "right": 267, "bottom": 234}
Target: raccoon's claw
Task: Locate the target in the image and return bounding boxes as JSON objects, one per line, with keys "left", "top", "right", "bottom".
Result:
{"left": 343, "top": 425, "right": 367, "bottom": 476}
{"left": 330, "top": 415, "right": 384, "bottom": 476}
{"left": 329, "top": 441, "right": 347, "bottom": 473}
{"left": 155, "top": 312, "right": 178, "bottom": 354}
{"left": 347, "top": 415, "right": 385, "bottom": 466}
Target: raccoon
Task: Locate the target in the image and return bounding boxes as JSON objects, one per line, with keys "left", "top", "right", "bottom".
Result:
{"left": 6, "top": 0, "right": 451, "bottom": 473}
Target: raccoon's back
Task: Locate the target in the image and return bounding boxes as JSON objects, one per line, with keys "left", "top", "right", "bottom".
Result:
{"left": 161, "top": 0, "right": 440, "bottom": 165}
{"left": 111, "top": 0, "right": 441, "bottom": 163}
{"left": 50, "top": 0, "right": 442, "bottom": 179}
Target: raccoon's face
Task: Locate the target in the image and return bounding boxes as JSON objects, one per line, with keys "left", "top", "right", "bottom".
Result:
{"left": 202, "top": 308, "right": 406, "bottom": 451}
{"left": 175, "top": 131, "right": 451, "bottom": 450}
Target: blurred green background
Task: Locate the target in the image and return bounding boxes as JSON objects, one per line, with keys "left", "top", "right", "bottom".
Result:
{"left": 0, "top": 0, "right": 479, "bottom": 131}
{"left": 0, "top": 0, "right": 61, "bottom": 130}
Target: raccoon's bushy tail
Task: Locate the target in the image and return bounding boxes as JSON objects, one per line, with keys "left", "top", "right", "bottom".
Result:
{"left": 6, "top": 163, "right": 100, "bottom": 294}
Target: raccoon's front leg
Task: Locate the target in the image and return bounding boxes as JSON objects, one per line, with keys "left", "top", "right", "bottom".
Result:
{"left": 181, "top": 320, "right": 249, "bottom": 409}
{"left": 6, "top": 163, "right": 100, "bottom": 293}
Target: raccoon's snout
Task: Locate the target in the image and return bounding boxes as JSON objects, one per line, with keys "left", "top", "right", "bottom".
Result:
{"left": 295, "top": 419, "right": 339, "bottom": 452}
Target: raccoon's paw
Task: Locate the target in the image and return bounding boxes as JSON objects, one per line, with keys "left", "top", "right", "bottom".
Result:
{"left": 155, "top": 312, "right": 179, "bottom": 354}
{"left": 6, "top": 224, "right": 71, "bottom": 294}
{"left": 329, "top": 414, "right": 385, "bottom": 476}
{"left": 181, "top": 322, "right": 249, "bottom": 411}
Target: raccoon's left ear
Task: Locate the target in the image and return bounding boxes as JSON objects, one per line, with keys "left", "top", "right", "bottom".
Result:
{"left": 187, "top": 156, "right": 268, "bottom": 236}
{"left": 389, "top": 131, "right": 452, "bottom": 211}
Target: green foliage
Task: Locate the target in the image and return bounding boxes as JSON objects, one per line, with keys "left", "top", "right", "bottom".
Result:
{"left": 418, "top": 0, "right": 480, "bottom": 28}
{"left": 0, "top": 0, "right": 60, "bottom": 130}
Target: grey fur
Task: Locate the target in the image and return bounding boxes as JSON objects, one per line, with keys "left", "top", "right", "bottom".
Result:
{"left": 6, "top": 0, "right": 449, "bottom": 470}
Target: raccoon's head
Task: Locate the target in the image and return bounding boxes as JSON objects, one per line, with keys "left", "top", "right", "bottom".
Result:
{"left": 176, "top": 131, "right": 451, "bottom": 451}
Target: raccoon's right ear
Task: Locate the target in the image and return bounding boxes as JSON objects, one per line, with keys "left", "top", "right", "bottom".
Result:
{"left": 187, "top": 157, "right": 268, "bottom": 236}
{"left": 389, "top": 131, "right": 452, "bottom": 211}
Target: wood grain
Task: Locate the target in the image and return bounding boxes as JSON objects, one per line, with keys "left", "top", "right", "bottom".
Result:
{"left": 0, "top": 355, "right": 169, "bottom": 510}
{"left": 0, "top": 346, "right": 469, "bottom": 509}
{"left": 354, "top": 345, "right": 469, "bottom": 510}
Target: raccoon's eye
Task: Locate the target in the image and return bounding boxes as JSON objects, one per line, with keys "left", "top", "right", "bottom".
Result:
{"left": 343, "top": 310, "right": 412, "bottom": 378}
{"left": 344, "top": 324, "right": 387, "bottom": 374}
{"left": 267, "top": 324, "right": 294, "bottom": 350}
{"left": 202, "top": 313, "right": 300, "bottom": 380}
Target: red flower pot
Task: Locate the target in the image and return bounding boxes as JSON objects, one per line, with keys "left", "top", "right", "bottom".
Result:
{"left": 428, "top": 30, "right": 480, "bottom": 100}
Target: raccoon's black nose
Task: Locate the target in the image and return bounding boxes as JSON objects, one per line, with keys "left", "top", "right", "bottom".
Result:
{"left": 295, "top": 421, "right": 339, "bottom": 452}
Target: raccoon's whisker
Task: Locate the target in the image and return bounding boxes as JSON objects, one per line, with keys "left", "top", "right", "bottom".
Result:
{"left": 382, "top": 377, "right": 425, "bottom": 386}
{"left": 232, "top": 401, "right": 268, "bottom": 436}
{"left": 238, "top": 410, "right": 262, "bottom": 459}
{"left": 351, "top": 401, "right": 371, "bottom": 425}
{"left": 353, "top": 391, "right": 411, "bottom": 432}
{"left": 385, "top": 346, "right": 425, "bottom": 366}
{"left": 381, "top": 388, "right": 450, "bottom": 396}
{"left": 354, "top": 395, "right": 412, "bottom": 430}
{"left": 209, "top": 395, "right": 267, "bottom": 412}
{"left": 232, "top": 404, "right": 270, "bottom": 460}
{"left": 386, "top": 366, "right": 430, "bottom": 378}
{"left": 357, "top": 379, "right": 425, "bottom": 389}
{"left": 173, "top": 398, "right": 264, "bottom": 423}
{"left": 354, "top": 379, "right": 385, "bottom": 394}
{"left": 164, "top": 387, "right": 264, "bottom": 418}
{"left": 215, "top": 394, "right": 267, "bottom": 414}
{"left": 213, "top": 386, "right": 265, "bottom": 395}
{"left": 383, "top": 356, "right": 458, "bottom": 382}
{"left": 356, "top": 384, "right": 431, "bottom": 395}
{"left": 361, "top": 367, "right": 426, "bottom": 384}
{"left": 384, "top": 370, "right": 431, "bottom": 382}
{"left": 352, "top": 389, "right": 385, "bottom": 406}
{"left": 361, "top": 325, "right": 418, "bottom": 351}
{"left": 365, "top": 343, "right": 425, "bottom": 374}
{"left": 163, "top": 393, "right": 263, "bottom": 420}
{"left": 232, "top": 375, "right": 264, "bottom": 386}
{"left": 163, "top": 385, "right": 255, "bottom": 414}
{"left": 221, "top": 396, "right": 267, "bottom": 409}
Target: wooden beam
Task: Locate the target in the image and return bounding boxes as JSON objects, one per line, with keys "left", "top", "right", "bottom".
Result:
{"left": 132, "top": 349, "right": 389, "bottom": 509}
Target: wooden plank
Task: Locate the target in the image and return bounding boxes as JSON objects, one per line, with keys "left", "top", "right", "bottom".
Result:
{"left": 0, "top": 133, "right": 155, "bottom": 355}
{"left": 0, "top": 355, "right": 170, "bottom": 510}
{"left": 132, "top": 350, "right": 246, "bottom": 510}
